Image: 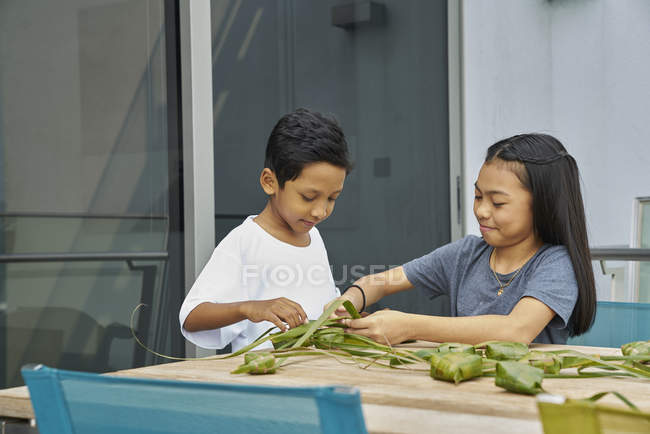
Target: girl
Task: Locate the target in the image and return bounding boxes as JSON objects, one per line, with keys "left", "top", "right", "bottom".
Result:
{"left": 333, "top": 133, "right": 596, "bottom": 345}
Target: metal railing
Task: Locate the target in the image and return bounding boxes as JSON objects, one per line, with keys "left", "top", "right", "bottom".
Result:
{"left": 0, "top": 251, "right": 168, "bottom": 367}
{"left": 590, "top": 248, "right": 650, "bottom": 262}
{"left": 0, "top": 252, "right": 168, "bottom": 263}
{"left": 0, "top": 212, "right": 167, "bottom": 220}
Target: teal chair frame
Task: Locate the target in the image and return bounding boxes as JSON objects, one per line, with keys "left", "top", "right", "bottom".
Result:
{"left": 568, "top": 301, "right": 650, "bottom": 348}
{"left": 22, "top": 364, "right": 367, "bottom": 434}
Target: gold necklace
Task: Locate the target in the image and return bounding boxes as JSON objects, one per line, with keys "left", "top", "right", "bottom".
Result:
{"left": 490, "top": 249, "right": 524, "bottom": 296}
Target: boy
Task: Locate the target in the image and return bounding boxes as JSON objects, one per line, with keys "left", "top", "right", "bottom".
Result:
{"left": 179, "top": 108, "right": 353, "bottom": 351}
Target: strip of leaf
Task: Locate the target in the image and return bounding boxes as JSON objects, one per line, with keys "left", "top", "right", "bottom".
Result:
{"left": 563, "top": 351, "right": 650, "bottom": 379}
{"left": 291, "top": 299, "right": 347, "bottom": 348}
{"left": 578, "top": 391, "right": 639, "bottom": 411}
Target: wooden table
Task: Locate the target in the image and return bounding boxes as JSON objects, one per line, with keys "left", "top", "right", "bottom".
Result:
{"left": 1, "top": 343, "right": 649, "bottom": 433}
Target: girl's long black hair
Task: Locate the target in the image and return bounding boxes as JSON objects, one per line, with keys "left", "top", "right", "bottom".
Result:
{"left": 485, "top": 133, "right": 596, "bottom": 336}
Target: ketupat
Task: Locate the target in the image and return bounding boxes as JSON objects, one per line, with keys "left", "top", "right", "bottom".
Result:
{"left": 231, "top": 352, "right": 279, "bottom": 375}
{"left": 559, "top": 354, "right": 593, "bottom": 369}
{"left": 477, "top": 341, "right": 529, "bottom": 361}
{"left": 495, "top": 361, "right": 544, "bottom": 395}
{"left": 519, "top": 351, "right": 562, "bottom": 374}
{"left": 430, "top": 352, "right": 483, "bottom": 384}
{"left": 621, "top": 341, "right": 650, "bottom": 357}
{"left": 435, "top": 343, "right": 476, "bottom": 354}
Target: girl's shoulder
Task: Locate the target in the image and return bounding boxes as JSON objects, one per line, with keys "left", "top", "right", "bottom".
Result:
{"left": 536, "top": 243, "right": 571, "bottom": 261}
{"left": 435, "top": 234, "right": 490, "bottom": 262}
{"left": 530, "top": 244, "right": 575, "bottom": 274}
{"left": 451, "top": 234, "right": 490, "bottom": 254}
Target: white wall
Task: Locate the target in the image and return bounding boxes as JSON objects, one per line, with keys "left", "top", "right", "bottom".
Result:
{"left": 462, "top": 0, "right": 650, "bottom": 250}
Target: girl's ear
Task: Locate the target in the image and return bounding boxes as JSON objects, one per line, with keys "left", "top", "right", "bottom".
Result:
{"left": 260, "top": 168, "right": 278, "bottom": 195}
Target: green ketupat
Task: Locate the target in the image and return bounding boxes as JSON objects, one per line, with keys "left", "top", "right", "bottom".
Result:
{"left": 478, "top": 341, "right": 529, "bottom": 361}
{"left": 231, "top": 352, "right": 278, "bottom": 375}
{"left": 559, "top": 354, "right": 593, "bottom": 369}
{"left": 621, "top": 341, "right": 650, "bottom": 357}
{"left": 436, "top": 343, "right": 476, "bottom": 354}
{"left": 495, "top": 361, "right": 544, "bottom": 395}
{"left": 430, "top": 352, "right": 483, "bottom": 384}
{"left": 519, "top": 351, "right": 562, "bottom": 374}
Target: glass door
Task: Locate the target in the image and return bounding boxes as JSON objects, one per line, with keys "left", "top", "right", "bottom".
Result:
{"left": 0, "top": 0, "right": 184, "bottom": 388}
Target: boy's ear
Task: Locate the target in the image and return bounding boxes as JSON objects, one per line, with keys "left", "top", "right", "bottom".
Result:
{"left": 260, "top": 168, "right": 278, "bottom": 195}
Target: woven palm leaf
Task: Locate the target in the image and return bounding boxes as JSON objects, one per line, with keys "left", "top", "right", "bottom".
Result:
{"left": 495, "top": 361, "right": 544, "bottom": 395}
{"left": 436, "top": 343, "right": 476, "bottom": 354}
{"left": 479, "top": 341, "right": 529, "bottom": 361}
{"left": 430, "top": 352, "right": 483, "bottom": 384}
{"left": 519, "top": 351, "right": 562, "bottom": 374}
{"left": 621, "top": 340, "right": 650, "bottom": 357}
{"left": 232, "top": 352, "right": 278, "bottom": 374}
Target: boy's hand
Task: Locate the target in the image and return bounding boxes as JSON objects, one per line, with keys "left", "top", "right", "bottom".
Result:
{"left": 241, "top": 298, "right": 308, "bottom": 332}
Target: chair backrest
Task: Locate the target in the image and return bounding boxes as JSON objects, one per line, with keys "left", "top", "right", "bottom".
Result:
{"left": 567, "top": 301, "right": 650, "bottom": 348}
{"left": 22, "top": 364, "right": 367, "bottom": 434}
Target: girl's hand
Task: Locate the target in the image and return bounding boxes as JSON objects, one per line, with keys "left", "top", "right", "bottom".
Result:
{"left": 241, "top": 298, "right": 308, "bottom": 332}
{"left": 324, "top": 291, "right": 364, "bottom": 318}
{"left": 341, "top": 310, "right": 411, "bottom": 345}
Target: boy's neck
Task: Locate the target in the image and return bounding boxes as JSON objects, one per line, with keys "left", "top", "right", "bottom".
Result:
{"left": 254, "top": 202, "right": 311, "bottom": 247}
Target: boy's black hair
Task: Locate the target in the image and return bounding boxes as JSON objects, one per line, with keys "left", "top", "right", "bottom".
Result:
{"left": 486, "top": 133, "right": 596, "bottom": 337}
{"left": 264, "top": 108, "right": 353, "bottom": 187}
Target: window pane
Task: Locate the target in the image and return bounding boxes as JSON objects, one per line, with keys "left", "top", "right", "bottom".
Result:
{"left": 639, "top": 200, "right": 650, "bottom": 303}
{"left": 0, "top": 0, "right": 183, "bottom": 388}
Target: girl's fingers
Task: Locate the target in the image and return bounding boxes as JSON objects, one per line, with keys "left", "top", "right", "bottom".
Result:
{"left": 332, "top": 306, "right": 351, "bottom": 318}
{"left": 342, "top": 317, "right": 372, "bottom": 329}
{"left": 345, "top": 327, "right": 372, "bottom": 338}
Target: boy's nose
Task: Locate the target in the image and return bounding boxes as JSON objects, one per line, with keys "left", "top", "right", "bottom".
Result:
{"left": 311, "top": 204, "right": 327, "bottom": 220}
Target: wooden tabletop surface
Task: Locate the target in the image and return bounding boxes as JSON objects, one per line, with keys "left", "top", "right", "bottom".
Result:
{"left": 1, "top": 343, "right": 648, "bottom": 433}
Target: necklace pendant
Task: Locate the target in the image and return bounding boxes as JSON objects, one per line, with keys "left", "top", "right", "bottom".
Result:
{"left": 497, "top": 289, "right": 503, "bottom": 296}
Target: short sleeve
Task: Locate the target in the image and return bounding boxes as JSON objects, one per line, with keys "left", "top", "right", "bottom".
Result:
{"left": 521, "top": 247, "right": 578, "bottom": 329}
{"left": 402, "top": 239, "right": 464, "bottom": 297}
{"left": 178, "top": 247, "right": 247, "bottom": 349}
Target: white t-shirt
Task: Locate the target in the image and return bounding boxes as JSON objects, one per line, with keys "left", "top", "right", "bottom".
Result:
{"left": 179, "top": 216, "right": 340, "bottom": 351}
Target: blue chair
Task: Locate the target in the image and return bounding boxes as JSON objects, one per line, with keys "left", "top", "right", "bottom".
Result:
{"left": 567, "top": 301, "right": 650, "bottom": 348}
{"left": 22, "top": 364, "right": 368, "bottom": 434}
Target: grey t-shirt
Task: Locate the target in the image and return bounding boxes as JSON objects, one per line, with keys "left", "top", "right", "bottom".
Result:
{"left": 402, "top": 235, "right": 578, "bottom": 344}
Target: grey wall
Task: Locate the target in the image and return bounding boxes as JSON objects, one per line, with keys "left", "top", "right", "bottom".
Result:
{"left": 211, "top": 0, "right": 451, "bottom": 315}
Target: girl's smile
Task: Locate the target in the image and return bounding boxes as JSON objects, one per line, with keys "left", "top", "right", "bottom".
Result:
{"left": 474, "top": 161, "right": 542, "bottom": 272}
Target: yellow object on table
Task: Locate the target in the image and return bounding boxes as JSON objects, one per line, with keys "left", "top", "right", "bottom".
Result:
{"left": 537, "top": 392, "right": 650, "bottom": 434}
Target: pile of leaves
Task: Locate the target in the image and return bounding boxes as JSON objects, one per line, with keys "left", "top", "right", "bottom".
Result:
{"left": 131, "top": 300, "right": 649, "bottom": 398}
{"left": 228, "top": 300, "right": 650, "bottom": 396}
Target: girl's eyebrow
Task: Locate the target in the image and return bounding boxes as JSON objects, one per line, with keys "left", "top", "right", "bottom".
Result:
{"left": 474, "top": 182, "right": 510, "bottom": 196}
